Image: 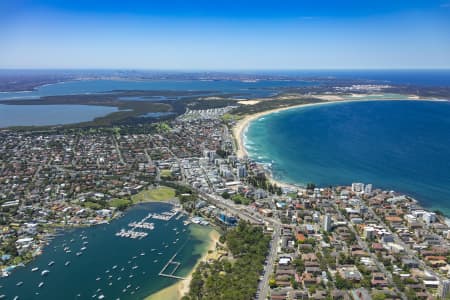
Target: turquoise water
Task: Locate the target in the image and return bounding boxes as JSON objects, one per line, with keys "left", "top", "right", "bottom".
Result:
{"left": 246, "top": 100, "right": 450, "bottom": 214}
{"left": 0, "top": 203, "right": 211, "bottom": 299}
{"left": 0, "top": 79, "right": 313, "bottom": 100}
{"left": 0, "top": 104, "right": 118, "bottom": 128}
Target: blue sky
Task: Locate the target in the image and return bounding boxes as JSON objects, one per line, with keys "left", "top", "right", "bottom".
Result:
{"left": 1, "top": 0, "right": 449, "bottom": 69}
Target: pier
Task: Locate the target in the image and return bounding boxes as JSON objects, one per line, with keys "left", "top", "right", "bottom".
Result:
{"left": 158, "top": 252, "right": 186, "bottom": 280}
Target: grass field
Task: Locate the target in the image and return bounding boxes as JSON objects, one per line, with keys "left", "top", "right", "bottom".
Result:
{"left": 131, "top": 186, "right": 176, "bottom": 203}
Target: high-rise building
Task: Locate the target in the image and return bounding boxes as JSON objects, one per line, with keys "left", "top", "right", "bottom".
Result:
{"left": 439, "top": 279, "right": 450, "bottom": 299}
{"left": 323, "top": 214, "right": 332, "bottom": 232}
{"left": 364, "top": 184, "right": 373, "bottom": 194}
{"left": 238, "top": 165, "right": 247, "bottom": 178}
{"left": 351, "top": 182, "right": 364, "bottom": 193}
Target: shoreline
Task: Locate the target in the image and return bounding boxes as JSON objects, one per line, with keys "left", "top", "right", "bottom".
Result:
{"left": 232, "top": 96, "right": 448, "bottom": 189}
{"left": 145, "top": 228, "right": 220, "bottom": 300}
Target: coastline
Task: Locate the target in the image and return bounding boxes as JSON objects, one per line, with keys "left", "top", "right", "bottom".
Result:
{"left": 232, "top": 95, "right": 448, "bottom": 189}
{"left": 145, "top": 227, "right": 220, "bottom": 300}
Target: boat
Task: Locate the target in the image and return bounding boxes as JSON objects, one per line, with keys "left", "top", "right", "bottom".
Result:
{"left": 38, "top": 282, "right": 44, "bottom": 288}
{"left": 158, "top": 252, "right": 163, "bottom": 255}
{"left": 117, "top": 277, "right": 122, "bottom": 281}
{"left": 98, "top": 295, "right": 105, "bottom": 299}
{"left": 81, "top": 247, "right": 87, "bottom": 251}
{"left": 16, "top": 281, "right": 23, "bottom": 286}
{"left": 151, "top": 248, "right": 156, "bottom": 252}
{"left": 132, "top": 266, "right": 138, "bottom": 270}
{"left": 140, "top": 252, "right": 145, "bottom": 256}
{"left": 0, "top": 295, "right": 5, "bottom": 299}
{"left": 76, "top": 252, "right": 82, "bottom": 256}
{"left": 65, "top": 261, "right": 71, "bottom": 266}
{"left": 48, "top": 261, "right": 55, "bottom": 266}
{"left": 13, "top": 297, "right": 19, "bottom": 300}
{"left": 96, "top": 277, "right": 101, "bottom": 281}
{"left": 31, "top": 267, "right": 39, "bottom": 272}
{"left": 41, "top": 270, "right": 50, "bottom": 276}
{"left": 153, "top": 260, "right": 158, "bottom": 263}
{"left": 126, "top": 284, "right": 131, "bottom": 289}
{"left": 112, "top": 265, "right": 118, "bottom": 269}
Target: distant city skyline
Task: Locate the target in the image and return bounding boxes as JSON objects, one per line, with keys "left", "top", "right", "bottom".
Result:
{"left": 1, "top": 0, "right": 449, "bottom": 69}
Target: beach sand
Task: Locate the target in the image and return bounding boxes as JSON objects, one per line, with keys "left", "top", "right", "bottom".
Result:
{"left": 232, "top": 95, "right": 439, "bottom": 189}
{"left": 232, "top": 99, "right": 346, "bottom": 159}
{"left": 145, "top": 228, "right": 220, "bottom": 300}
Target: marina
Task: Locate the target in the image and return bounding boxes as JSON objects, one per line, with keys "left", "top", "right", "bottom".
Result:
{"left": 0, "top": 202, "right": 213, "bottom": 300}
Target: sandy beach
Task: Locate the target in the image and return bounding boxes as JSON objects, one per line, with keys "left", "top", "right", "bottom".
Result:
{"left": 232, "top": 95, "right": 442, "bottom": 189}
{"left": 232, "top": 95, "right": 438, "bottom": 159}
{"left": 145, "top": 229, "right": 220, "bottom": 300}
{"left": 232, "top": 98, "right": 350, "bottom": 159}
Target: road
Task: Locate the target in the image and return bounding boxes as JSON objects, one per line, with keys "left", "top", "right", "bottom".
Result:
{"left": 334, "top": 202, "right": 407, "bottom": 300}
{"left": 257, "top": 224, "right": 281, "bottom": 300}
{"left": 197, "top": 190, "right": 282, "bottom": 300}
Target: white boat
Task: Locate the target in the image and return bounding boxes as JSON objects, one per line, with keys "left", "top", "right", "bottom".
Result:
{"left": 81, "top": 247, "right": 87, "bottom": 251}
{"left": 13, "top": 297, "right": 19, "bottom": 300}
{"left": 31, "top": 267, "right": 39, "bottom": 272}
{"left": 98, "top": 295, "right": 105, "bottom": 299}
{"left": 48, "top": 261, "right": 55, "bottom": 266}
{"left": 41, "top": 270, "right": 50, "bottom": 276}
{"left": 16, "top": 281, "right": 23, "bottom": 286}
{"left": 38, "top": 282, "right": 44, "bottom": 288}
{"left": 65, "top": 261, "right": 71, "bottom": 266}
{"left": 76, "top": 252, "right": 82, "bottom": 256}
{"left": 96, "top": 277, "right": 101, "bottom": 281}
{"left": 112, "top": 265, "right": 118, "bottom": 269}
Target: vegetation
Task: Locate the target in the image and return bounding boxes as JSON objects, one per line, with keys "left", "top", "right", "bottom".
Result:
{"left": 131, "top": 186, "right": 176, "bottom": 203}
{"left": 109, "top": 198, "right": 132, "bottom": 210}
{"left": 184, "top": 222, "right": 270, "bottom": 300}
{"left": 231, "top": 97, "right": 322, "bottom": 116}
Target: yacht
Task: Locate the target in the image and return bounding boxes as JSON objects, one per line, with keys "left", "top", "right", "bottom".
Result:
{"left": 31, "top": 267, "right": 39, "bottom": 272}
{"left": 38, "top": 282, "right": 44, "bottom": 288}
{"left": 65, "top": 261, "right": 71, "bottom": 266}
{"left": 48, "top": 261, "right": 55, "bottom": 266}
{"left": 16, "top": 282, "right": 23, "bottom": 286}
{"left": 41, "top": 270, "right": 50, "bottom": 276}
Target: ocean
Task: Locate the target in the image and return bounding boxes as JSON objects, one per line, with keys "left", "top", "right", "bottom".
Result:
{"left": 245, "top": 100, "right": 450, "bottom": 214}
{"left": 0, "top": 203, "right": 214, "bottom": 300}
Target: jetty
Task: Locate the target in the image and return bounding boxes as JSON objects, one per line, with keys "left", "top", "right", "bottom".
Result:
{"left": 158, "top": 251, "right": 185, "bottom": 280}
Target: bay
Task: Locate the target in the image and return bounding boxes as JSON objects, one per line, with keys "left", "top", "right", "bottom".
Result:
{"left": 0, "top": 104, "right": 119, "bottom": 128}
{"left": 0, "top": 202, "right": 213, "bottom": 300}
{"left": 246, "top": 100, "right": 450, "bottom": 214}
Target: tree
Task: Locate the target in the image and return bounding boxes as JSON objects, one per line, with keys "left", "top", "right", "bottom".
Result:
{"left": 269, "top": 278, "right": 277, "bottom": 288}
{"left": 372, "top": 293, "right": 387, "bottom": 300}
{"left": 221, "top": 191, "right": 230, "bottom": 199}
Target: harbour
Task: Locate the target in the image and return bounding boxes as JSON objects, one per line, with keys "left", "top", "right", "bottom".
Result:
{"left": 0, "top": 202, "right": 215, "bottom": 300}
